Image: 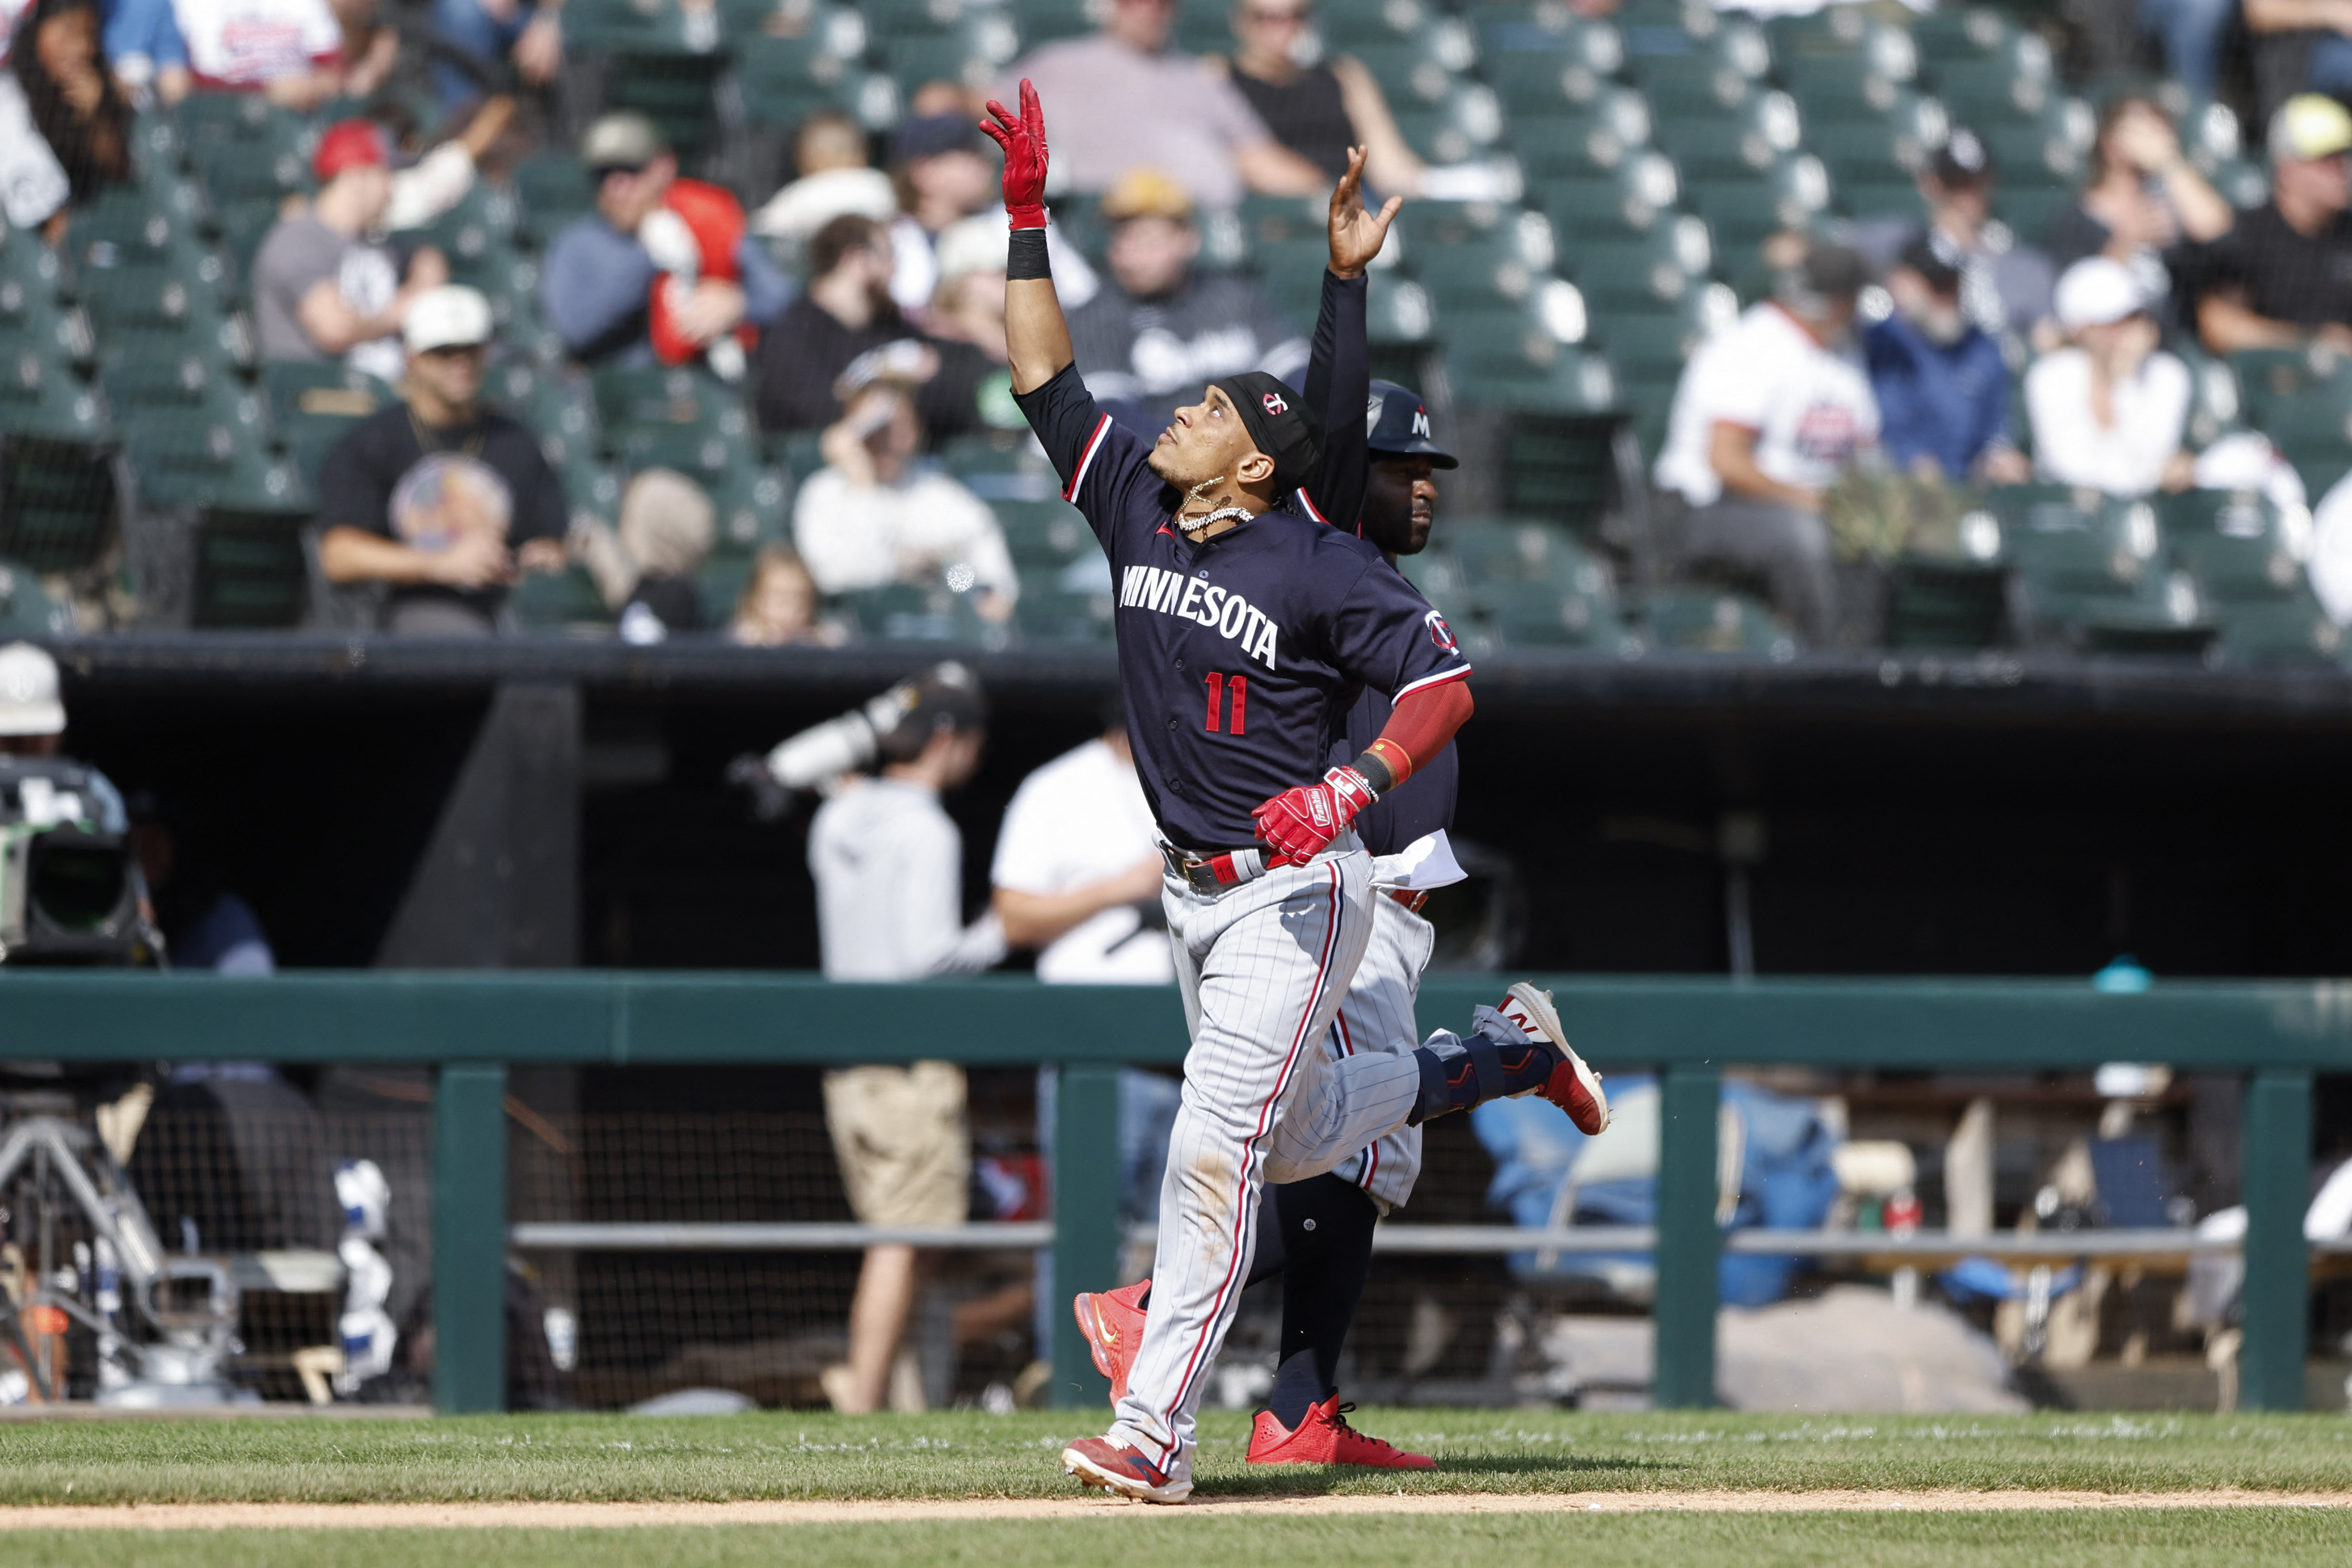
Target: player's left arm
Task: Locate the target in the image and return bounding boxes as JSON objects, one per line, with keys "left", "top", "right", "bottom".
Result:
{"left": 1299, "top": 147, "right": 1396, "bottom": 529}
{"left": 1252, "top": 565, "right": 1471, "bottom": 862}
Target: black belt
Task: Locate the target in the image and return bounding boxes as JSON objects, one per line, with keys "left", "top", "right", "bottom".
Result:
{"left": 1160, "top": 844, "right": 1268, "bottom": 895}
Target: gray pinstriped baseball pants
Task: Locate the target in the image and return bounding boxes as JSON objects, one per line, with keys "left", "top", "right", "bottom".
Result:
{"left": 1106, "top": 837, "right": 1424, "bottom": 1481}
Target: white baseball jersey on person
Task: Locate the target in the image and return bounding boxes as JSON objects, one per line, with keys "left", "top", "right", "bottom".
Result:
{"left": 1654, "top": 301, "right": 1880, "bottom": 507}
{"left": 2024, "top": 345, "right": 2191, "bottom": 499}
{"left": 177, "top": 0, "right": 342, "bottom": 88}
{"left": 808, "top": 778, "right": 973, "bottom": 981}
{"left": 989, "top": 737, "right": 1172, "bottom": 985}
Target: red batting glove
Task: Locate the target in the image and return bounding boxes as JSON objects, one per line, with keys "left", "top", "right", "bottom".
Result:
{"left": 978, "top": 78, "right": 1050, "bottom": 230}
{"left": 1252, "top": 766, "right": 1379, "bottom": 864}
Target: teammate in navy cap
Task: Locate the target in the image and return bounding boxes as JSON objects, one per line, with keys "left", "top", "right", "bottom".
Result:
{"left": 983, "top": 83, "right": 1610, "bottom": 1504}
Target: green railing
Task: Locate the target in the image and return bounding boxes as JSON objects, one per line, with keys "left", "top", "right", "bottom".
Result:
{"left": 1, "top": 973, "right": 2342, "bottom": 1413}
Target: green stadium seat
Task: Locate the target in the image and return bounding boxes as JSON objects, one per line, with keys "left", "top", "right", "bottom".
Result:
{"left": 1449, "top": 344, "right": 1620, "bottom": 416}
{"left": 1392, "top": 84, "right": 1509, "bottom": 164}
{"left": 1346, "top": 41, "right": 1460, "bottom": 110}
{"left": 835, "top": 580, "right": 997, "bottom": 641}
{"left": 189, "top": 136, "right": 312, "bottom": 205}
{"left": 2158, "top": 491, "right": 2306, "bottom": 603}
{"left": 510, "top": 563, "right": 618, "bottom": 631}
{"left": 994, "top": 499, "right": 1096, "bottom": 567}
{"left": 1567, "top": 223, "right": 1712, "bottom": 313}
{"left": 1449, "top": 517, "right": 1600, "bottom": 587}
{"left": 0, "top": 558, "right": 75, "bottom": 636}
{"left": 513, "top": 154, "right": 596, "bottom": 249}
{"left": 1642, "top": 586, "right": 1794, "bottom": 656}
{"left": 0, "top": 436, "right": 120, "bottom": 573}
{"left": 1481, "top": 36, "right": 1624, "bottom": 115}
{"left": 703, "top": 465, "right": 793, "bottom": 550}
{"left": 261, "top": 361, "right": 390, "bottom": 487}
{"left": 1778, "top": 59, "right": 1910, "bottom": 125}
{"left": 1994, "top": 488, "right": 2189, "bottom": 639}
{"left": 592, "top": 365, "right": 747, "bottom": 439}
{"left": 125, "top": 420, "right": 309, "bottom": 513}
{"left": 0, "top": 350, "right": 109, "bottom": 441}
{"left": 1478, "top": 577, "right": 1631, "bottom": 649}
{"left": 1886, "top": 559, "right": 2007, "bottom": 650}
{"left": 1909, "top": 5, "right": 2023, "bottom": 63}
{"left": 1507, "top": 92, "right": 1655, "bottom": 181}
{"left": 1534, "top": 149, "right": 1681, "bottom": 240}
{"left": 1488, "top": 408, "right": 1623, "bottom": 521}
{"left": 192, "top": 510, "right": 310, "bottom": 628}
{"left": 1972, "top": 118, "right": 2088, "bottom": 191}
{"left": 1015, "top": 570, "right": 1116, "bottom": 644}
{"left": 2212, "top": 597, "right": 2343, "bottom": 664}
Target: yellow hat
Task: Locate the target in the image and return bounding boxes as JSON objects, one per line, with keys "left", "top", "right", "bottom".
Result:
{"left": 1099, "top": 168, "right": 1195, "bottom": 223}
{"left": 2269, "top": 94, "right": 2352, "bottom": 162}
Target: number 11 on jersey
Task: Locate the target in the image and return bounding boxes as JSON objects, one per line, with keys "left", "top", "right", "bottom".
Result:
{"left": 1205, "top": 672, "right": 1249, "bottom": 734}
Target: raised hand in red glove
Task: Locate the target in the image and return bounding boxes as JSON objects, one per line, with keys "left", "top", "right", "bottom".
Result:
{"left": 1252, "top": 766, "right": 1379, "bottom": 864}
{"left": 978, "top": 77, "right": 1049, "bottom": 230}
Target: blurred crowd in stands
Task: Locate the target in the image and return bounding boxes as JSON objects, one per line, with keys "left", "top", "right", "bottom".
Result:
{"left": 7, "top": 0, "right": 2352, "bottom": 658}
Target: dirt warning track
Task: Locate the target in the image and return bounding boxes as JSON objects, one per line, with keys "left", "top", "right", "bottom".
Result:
{"left": 2, "top": 1491, "right": 2348, "bottom": 1528}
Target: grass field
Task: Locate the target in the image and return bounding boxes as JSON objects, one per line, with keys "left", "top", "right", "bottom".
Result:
{"left": 5, "top": 1410, "right": 2349, "bottom": 1566}
{"left": 0, "top": 1408, "right": 2347, "bottom": 1503}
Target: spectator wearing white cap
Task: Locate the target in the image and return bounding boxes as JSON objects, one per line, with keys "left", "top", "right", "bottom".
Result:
{"left": 2027, "top": 257, "right": 2195, "bottom": 499}
{"left": 315, "top": 285, "right": 570, "bottom": 636}
{"left": 2192, "top": 95, "right": 2352, "bottom": 357}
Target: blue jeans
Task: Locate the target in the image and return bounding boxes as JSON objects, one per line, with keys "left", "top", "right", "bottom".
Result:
{"left": 102, "top": 0, "right": 187, "bottom": 74}
{"left": 2139, "top": 0, "right": 2233, "bottom": 96}
{"left": 2312, "top": 30, "right": 2352, "bottom": 96}
{"left": 429, "top": 0, "right": 535, "bottom": 108}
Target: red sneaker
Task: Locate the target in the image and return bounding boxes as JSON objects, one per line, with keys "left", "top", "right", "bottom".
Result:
{"left": 1072, "top": 1278, "right": 1149, "bottom": 1404}
{"left": 1496, "top": 982, "right": 1610, "bottom": 1136}
{"left": 1063, "top": 1433, "right": 1192, "bottom": 1503}
{"left": 1247, "top": 1397, "right": 1435, "bottom": 1469}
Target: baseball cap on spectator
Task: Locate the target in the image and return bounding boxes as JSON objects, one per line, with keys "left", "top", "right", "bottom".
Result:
{"left": 314, "top": 119, "right": 391, "bottom": 182}
{"left": 0, "top": 642, "right": 64, "bottom": 737}
{"left": 582, "top": 111, "right": 666, "bottom": 175}
{"left": 2269, "top": 94, "right": 2352, "bottom": 162}
{"left": 1210, "top": 370, "right": 1322, "bottom": 492}
{"left": 891, "top": 112, "right": 984, "bottom": 164}
{"left": 1929, "top": 127, "right": 1993, "bottom": 187}
{"left": 2055, "top": 257, "right": 2149, "bottom": 330}
{"left": 933, "top": 215, "right": 1009, "bottom": 290}
{"left": 1897, "top": 234, "right": 1962, "bottom": 296}
{"left": 403, "top": 285, "right": 495, "bottom": 354}
{"left": 1099, "top": 168, "right": 1194, "bottom": 223}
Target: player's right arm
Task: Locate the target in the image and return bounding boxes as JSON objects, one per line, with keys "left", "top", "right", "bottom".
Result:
{"left": 1299, "top": 147, "right": 1397, "bottom": 529}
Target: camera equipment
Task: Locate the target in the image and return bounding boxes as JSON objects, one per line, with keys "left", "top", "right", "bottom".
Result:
{"left": 0, "top": 756, "right": 160, "bottom": 967}
{"left": 727, "top": 662, "right": 985, "bottom": 821}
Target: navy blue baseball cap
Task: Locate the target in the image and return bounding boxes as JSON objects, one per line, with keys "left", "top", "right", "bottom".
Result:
{"left": 1366, "top": 381, "right": 1457, "bottom": 468}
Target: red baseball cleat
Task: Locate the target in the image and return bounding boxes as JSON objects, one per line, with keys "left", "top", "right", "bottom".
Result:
{"left": 1246, "top": 1397, "right": 1435, "bottom": 1469}
{"left": 1063, "top": 1434, "right": 1192, "bottom": 1503}
{"left": 1072, "top": 1278, "right": 1149, "bottom": 1404}
{"left": 1496, "top": 982, "right": 1611, "bottom": 1136}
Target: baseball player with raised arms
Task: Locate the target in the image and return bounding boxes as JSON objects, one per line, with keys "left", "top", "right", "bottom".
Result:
{"left": 983, "top": 84, "right": 1607, "bottom": 1504}
{"left": 1068, "top": 154, "right": 1566, "bottom": 1465}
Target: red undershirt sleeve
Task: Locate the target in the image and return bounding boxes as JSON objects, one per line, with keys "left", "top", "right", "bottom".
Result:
{"left": 1358, "top": 677, "right": 1472, "bottom": 794}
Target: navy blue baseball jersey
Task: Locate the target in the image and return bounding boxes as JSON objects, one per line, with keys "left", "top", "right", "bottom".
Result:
{"left": 1298, "top": 268, "right": 1460, "bottom": 858}
{"left": 1014, "top": 366, "right": 1471, "bottom": 851}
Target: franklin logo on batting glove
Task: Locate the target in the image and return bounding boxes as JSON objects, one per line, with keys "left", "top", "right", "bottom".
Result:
{"left": 1253, "top": 764, "right": 1379, "bottom": 863}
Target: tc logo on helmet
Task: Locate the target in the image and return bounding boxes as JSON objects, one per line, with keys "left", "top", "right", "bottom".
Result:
{"left": 1262, "top": 391, "right": 1289, "bottom": 416}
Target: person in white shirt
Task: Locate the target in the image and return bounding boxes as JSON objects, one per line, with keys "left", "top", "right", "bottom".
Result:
{"left": 1654, "top": 244, "right": 1880, "bottom": 644}
{"left": 988, "top": 698, "right": 1182, "bottom": 1370}
{"left": 2026, "top": 257, "right": 2196, "bottom": 499}
{"left": 806, "top": 664, "right": 1001, "bottom": 1414}
{"left": 792, "top": 364, "right": 1020, "bottom": 620}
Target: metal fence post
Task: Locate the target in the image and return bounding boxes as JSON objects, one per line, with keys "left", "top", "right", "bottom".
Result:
{"left": 1051, "top": 1061, "right": 1123, "bottom": 1409}
{"left": 2241, "top": 1068, "right": 2312, "bottom": 1412}
{"left": 1654, "top": 1064, "right": 1720, "bottom": 1408}
{"left": 433, "top": 1063, "right": 509, "bottom": 1414}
